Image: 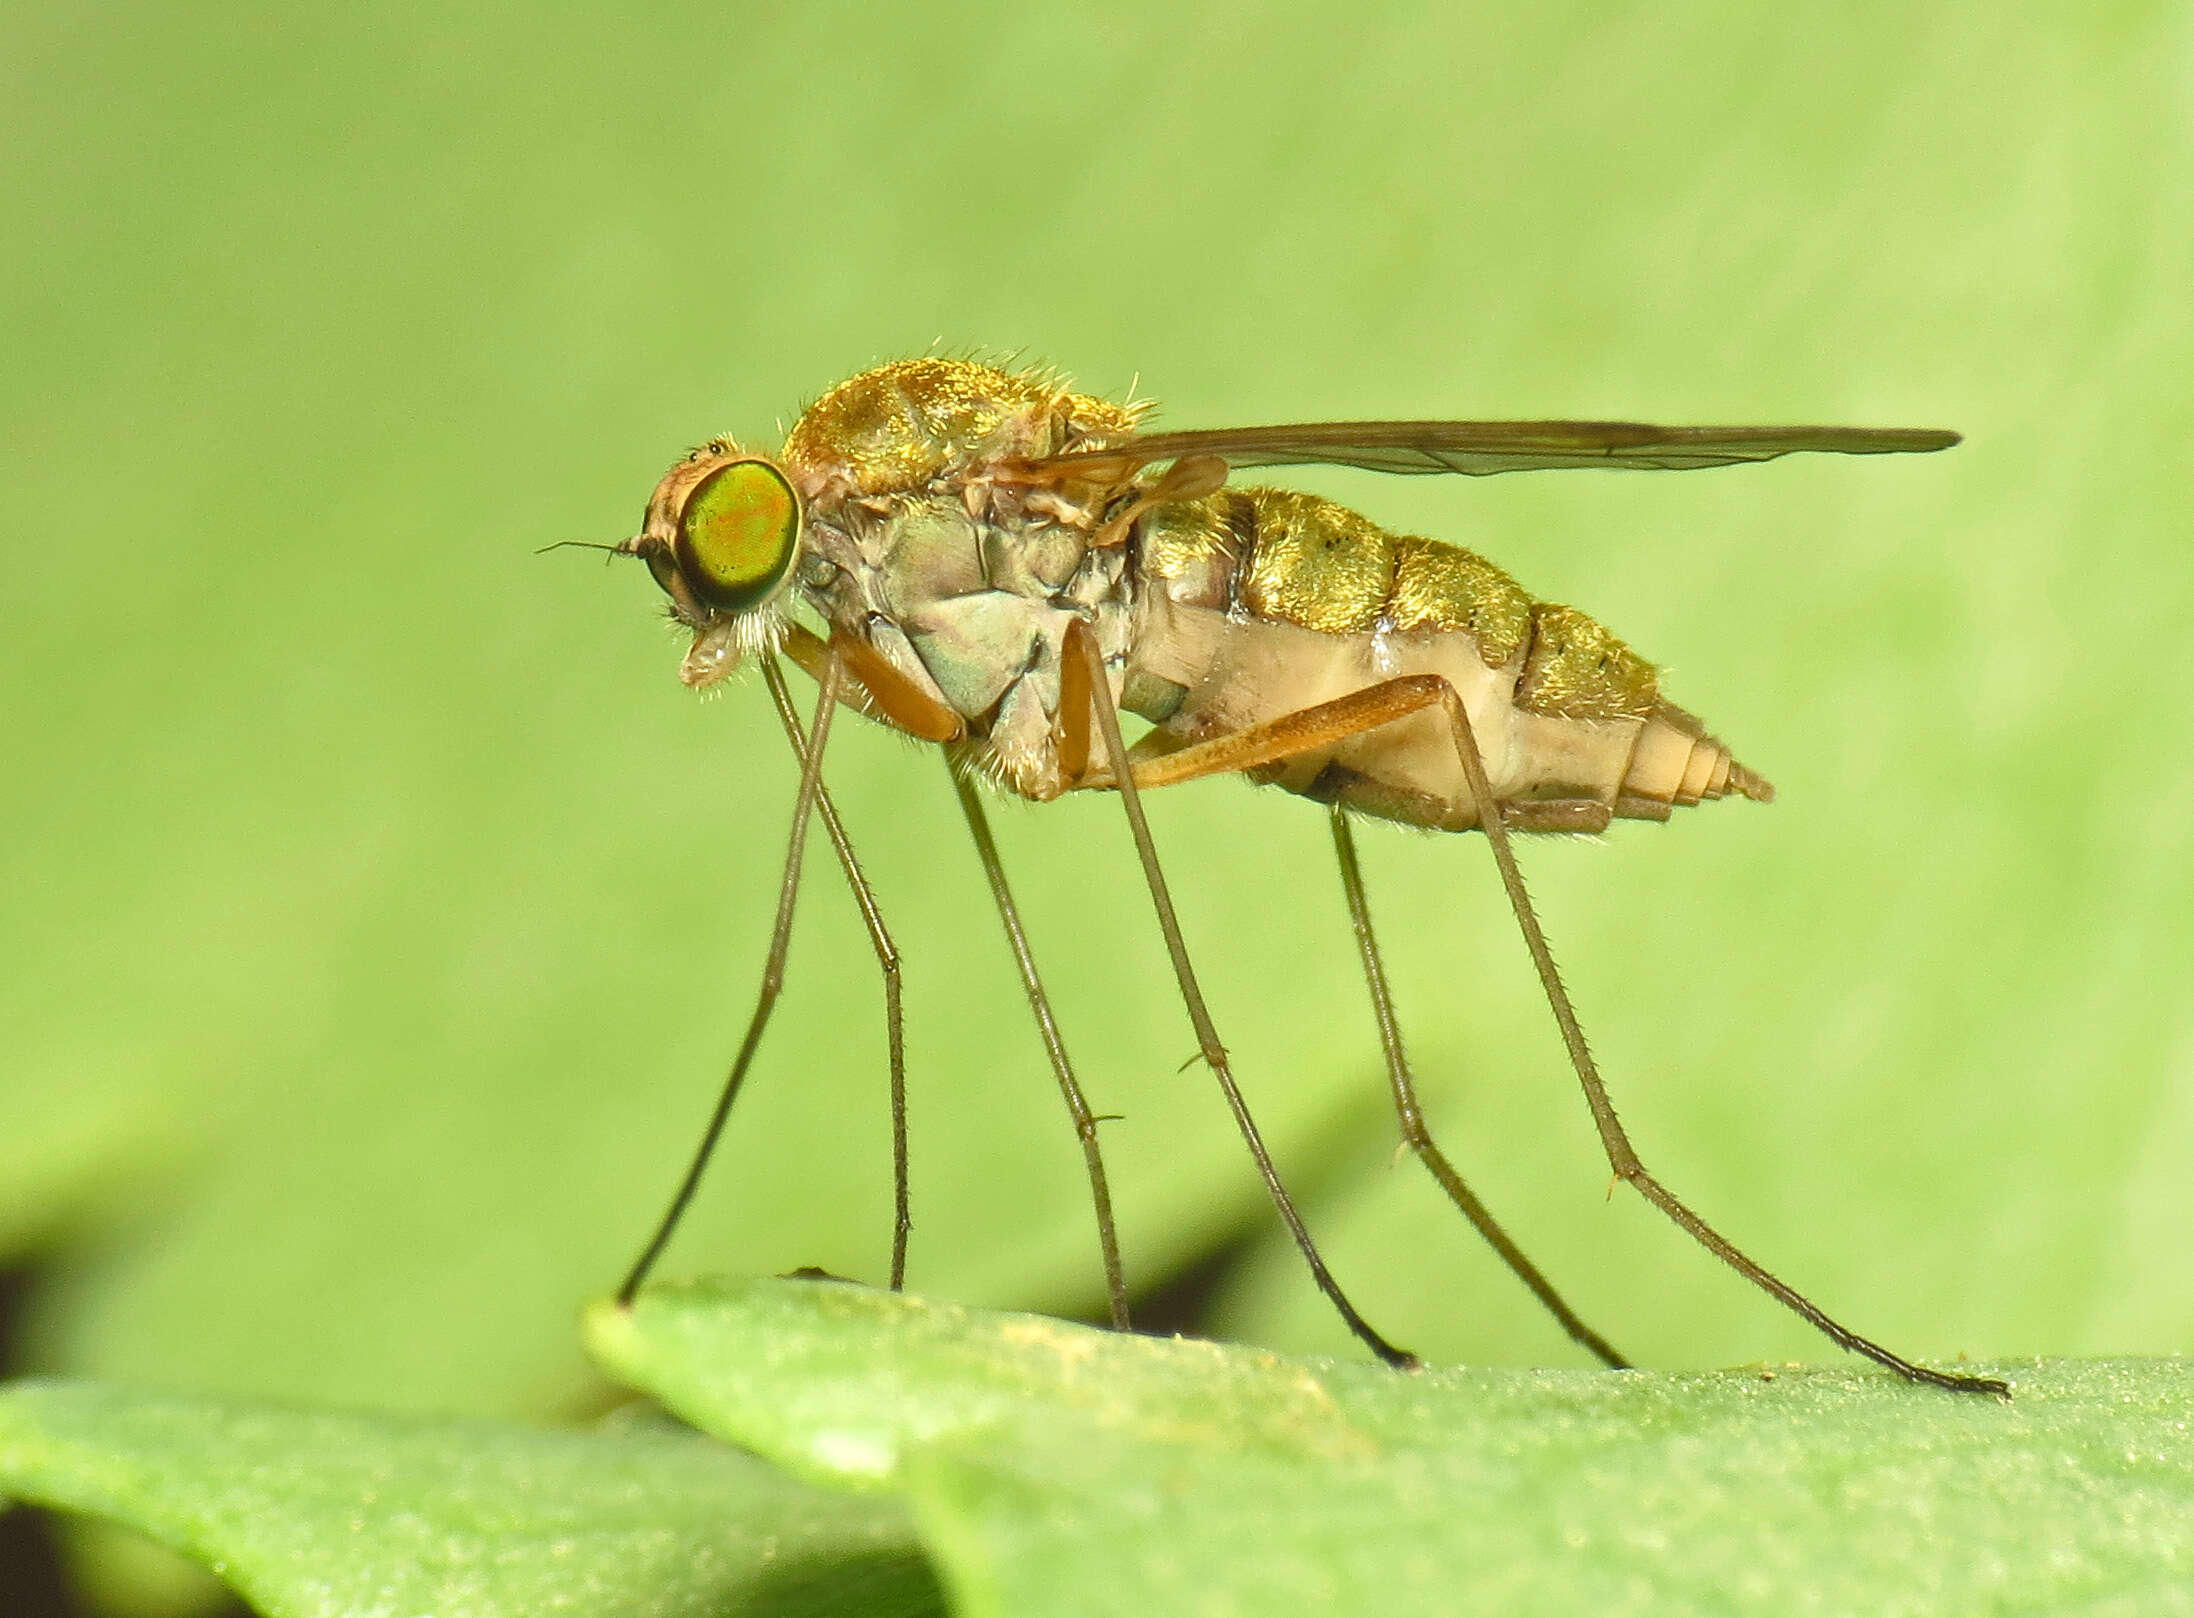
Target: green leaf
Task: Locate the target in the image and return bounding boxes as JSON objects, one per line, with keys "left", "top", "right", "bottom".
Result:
{"left": 0, "top": 1379, "right": 941, "bottom": 1618}
{"left": 589, "top": 1279, "right": 2194, "bottom": 1618}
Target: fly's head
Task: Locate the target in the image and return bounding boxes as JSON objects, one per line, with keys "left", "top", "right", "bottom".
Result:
{"left": 619, "top": 441, "right": 804, "bottom": 689}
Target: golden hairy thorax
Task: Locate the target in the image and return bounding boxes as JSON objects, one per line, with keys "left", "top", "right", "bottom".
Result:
{"left": 782, "top": 357, "right": 1144, "bottom": 500}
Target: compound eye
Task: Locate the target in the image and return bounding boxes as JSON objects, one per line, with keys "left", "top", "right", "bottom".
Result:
{"left": 674, "top": 459, "right": 800, "bottom": 612}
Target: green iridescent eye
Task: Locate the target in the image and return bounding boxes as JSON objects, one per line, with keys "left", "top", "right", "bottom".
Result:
{"left": 674, "top": 459, "right": 800, "bottom": 612}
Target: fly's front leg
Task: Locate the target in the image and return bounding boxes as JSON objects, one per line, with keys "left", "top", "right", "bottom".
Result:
{"left": 758, "top": 658, "right": 910, "bottom": 1290}
{"left": 1062, "top": 620, "right": 1415, "bottom": 1368}
{"left": 780, "top": 621, "right": 987, "bottom": 1291}
{"left": 781, "top": 622, "right": 965, "bottom": 742}
{"left": 618, "top": 651, "right": 846, "bottom": 1305}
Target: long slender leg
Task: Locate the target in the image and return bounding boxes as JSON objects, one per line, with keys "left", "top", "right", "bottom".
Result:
{"left": 1065, "top": 622, "right": 1416, "bottom": 1368}
{"left": 617, "top": 652, "right": 846, "bottom": 1305}
{"left": 758, "top": 659, "right": 909, "bottom": 1290}
{"left": 1423, "top": 683, "right": 2008, "bottom": 1396}
{"left": 1064, "top": 665, "right": 1999, "bottom": 1391}
{"left": 947, "top": 758, "right": 1131, "bottom": 1329}
{"left": 1330, "top": 807, "right": 1628, "bottom": 1368}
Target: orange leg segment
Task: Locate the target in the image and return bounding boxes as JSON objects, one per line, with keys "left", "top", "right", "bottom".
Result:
{"left": 781, "top": 623, "right": 965, "bottom": 743}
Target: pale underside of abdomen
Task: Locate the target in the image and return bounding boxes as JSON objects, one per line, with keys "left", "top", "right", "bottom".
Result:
{"left": 1126, "top": 594, "right": 1768, "bottom": 833}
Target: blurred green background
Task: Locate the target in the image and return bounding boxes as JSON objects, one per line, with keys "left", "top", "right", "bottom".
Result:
{"left": 5, "top": 0, "right": 2192, "bottom": 1607}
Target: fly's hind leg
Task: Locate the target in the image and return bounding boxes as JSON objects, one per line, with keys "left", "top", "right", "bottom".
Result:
{"left": 1418, "top": 679, "right": 2008, "bottom": 1396}
{"left": 1072, "top": 665, "right": 2001, "bottom": 1392}
{"left": 1330, "top": 804, "right": 1629, "bottom": 1369}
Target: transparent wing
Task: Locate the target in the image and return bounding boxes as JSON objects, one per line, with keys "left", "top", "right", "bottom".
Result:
{"left": 1036, "top": 419, "right": 1960, "bottom": 480}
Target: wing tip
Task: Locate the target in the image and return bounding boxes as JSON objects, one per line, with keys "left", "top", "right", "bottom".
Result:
{"left": 1903, "top": 427, "right": 1962, "bottom": 453}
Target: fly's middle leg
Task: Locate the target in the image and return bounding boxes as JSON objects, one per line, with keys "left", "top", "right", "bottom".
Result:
{"left": 1063, "top": 620, "right": 1416, "bottom": 1368}
{"left": 948, "top": 753, "right": 1131, "bottom": 1330}
{"left": 1069, "top": 661, "right": 1625, "bottom": 1362}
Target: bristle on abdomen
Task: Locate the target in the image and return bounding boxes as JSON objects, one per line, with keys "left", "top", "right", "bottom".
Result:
{"left": 1613, "top": 702, "right": 1773, "bottom": 822}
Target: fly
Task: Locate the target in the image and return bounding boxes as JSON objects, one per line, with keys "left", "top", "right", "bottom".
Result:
{"left": 593, "top": 356, "right": 2003, "bottom": 1396}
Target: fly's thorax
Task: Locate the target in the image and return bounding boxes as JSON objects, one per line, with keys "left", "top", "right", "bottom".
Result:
{"left": 780, "top": 357, "right": 1145, "bottom": 505}
{"left": 767, "top": 357, "right": 1155, "bottom": 802}
{"left": 796, "top": 487, "right": 1136, "bottom": 800}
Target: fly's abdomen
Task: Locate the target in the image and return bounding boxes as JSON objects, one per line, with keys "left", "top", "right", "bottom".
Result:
{"left": 1130, "top": 487, "right": 1772, "bottom": 832}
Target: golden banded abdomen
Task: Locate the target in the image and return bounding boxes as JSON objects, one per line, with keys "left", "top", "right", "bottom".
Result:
{"left": 1126, "top": 486, "right": 1771, "bottom": 832}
